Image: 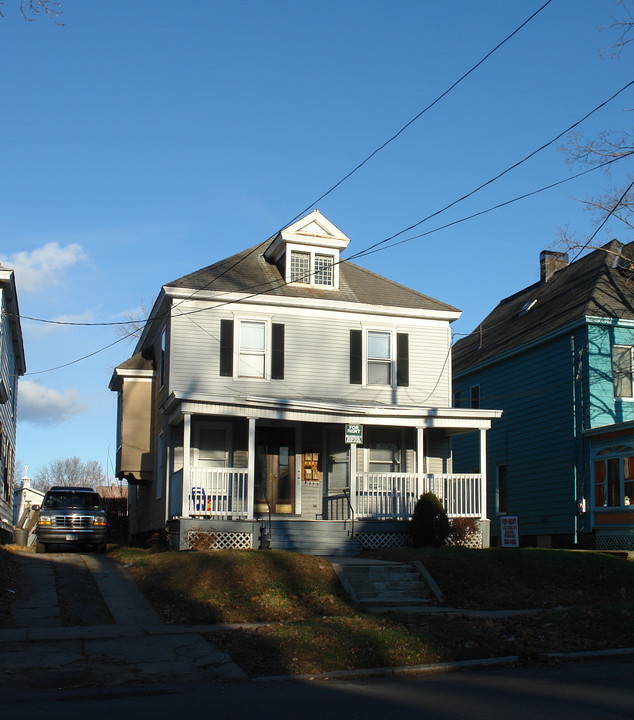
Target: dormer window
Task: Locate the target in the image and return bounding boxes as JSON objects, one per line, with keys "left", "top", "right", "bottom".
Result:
{"left": 288, "top": 249, "right": 335, "bottom": 287}
{"left": 290, "top": 251, "right": 310, "bottom": 283}
{"left": 264, "top": 209, "right": 350, "bottom": 291}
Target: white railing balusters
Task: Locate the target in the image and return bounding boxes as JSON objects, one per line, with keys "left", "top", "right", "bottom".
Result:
{"left": 185, "top": 467, "right": 249, "bottom": 520}
{"left": 354, "top": 472, "right": 482, "bottom": 519}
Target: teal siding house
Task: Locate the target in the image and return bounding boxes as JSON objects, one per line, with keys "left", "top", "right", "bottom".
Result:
{"left": 452, "top": 241, "right": 634, "bottom": 549}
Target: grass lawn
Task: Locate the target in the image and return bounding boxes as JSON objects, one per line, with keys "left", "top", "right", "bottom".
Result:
{"left": 110, "top": 545, "right": 634, "bottom": 677}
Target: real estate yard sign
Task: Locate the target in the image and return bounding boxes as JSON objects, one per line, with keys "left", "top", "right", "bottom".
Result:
{"left": 500, "top": 516, "right": 520, "bottom": 548}
{"left": 345, "top": 424, "right": 363, "bottom": 444}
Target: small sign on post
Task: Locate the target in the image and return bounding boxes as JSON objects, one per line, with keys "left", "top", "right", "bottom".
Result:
{"left": 345, "top": 424, "right": 363, "bottom": 444}
{"left": 500, "top": 516, "right": 520, "bottom": 548}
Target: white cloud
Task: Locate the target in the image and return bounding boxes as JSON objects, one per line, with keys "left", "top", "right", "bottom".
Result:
{"left": 1, "top": 242, "right": 88, "bottom": 292}
{"left": 18, "top": 380, "right": 87, "bottom": 425}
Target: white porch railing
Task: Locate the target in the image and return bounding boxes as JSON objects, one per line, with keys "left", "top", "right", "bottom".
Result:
{"left": 354, "top": 472, "right": 482, "bottom": 519}
{"left": 174, "top": 468, "right": 482, "bottom": 521}
{"left": 184, "top": 468, "right": 249, "bottom": 520}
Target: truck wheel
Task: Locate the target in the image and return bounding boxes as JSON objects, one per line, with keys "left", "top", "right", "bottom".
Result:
{"left": 35, "top": 542, "right": 47, "bottom": 554}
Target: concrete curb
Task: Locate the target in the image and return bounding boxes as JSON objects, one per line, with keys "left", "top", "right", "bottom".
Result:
{"left": 250, "top": 647, "right": 634, "bottom": 683}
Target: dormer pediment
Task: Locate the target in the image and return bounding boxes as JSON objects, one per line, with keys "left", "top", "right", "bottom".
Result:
{"left": 264, "top": 210, "right": 351, "bottom": 262}
{"left": 264, "top": 210, "right": 350, "bottom": 290}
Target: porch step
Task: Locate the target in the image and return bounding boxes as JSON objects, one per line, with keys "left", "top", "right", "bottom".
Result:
{"left": 265, "top": 520, "right": 359, "bottom": 557}
{"left": 335, "top": 562, "right": 433, "bottom": 610}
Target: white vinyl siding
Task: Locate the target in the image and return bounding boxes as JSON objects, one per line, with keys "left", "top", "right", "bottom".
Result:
{"left": 168, "top": 301, "right": 453, "bottom": 407}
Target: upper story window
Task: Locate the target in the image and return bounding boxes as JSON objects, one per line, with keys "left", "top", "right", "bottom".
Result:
{"left": 290, "top": 251, "right": 310, "bottom": 283}
{"left": 367, "top": 330, "right": 392, "bottom": 385}
{"left": 314, "top": 254, "right": 334, "bottom": 286}
{"left": 350, "top": 329, "right": 409, "bottom": 388}
{"left": 239, "top": 320, "right": 266, "bottom": 378}
{"left": 470, "top": 385, "right": 480, "bottom": 409}
{"left": 220, "top": 318, "right": 285, "bottom": 380}
{"left": 613, "top": 345, "right": 633, "bottom": 398}
{"left": 288, "top": 249, "right": 335, "bottom": 287}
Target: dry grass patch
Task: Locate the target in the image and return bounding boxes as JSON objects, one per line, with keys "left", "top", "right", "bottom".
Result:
{"left": 364, "top": 546, "right": 634, "bottom": 609}
{"left": 109, "top": 547, "right": 354, "bottom": 624}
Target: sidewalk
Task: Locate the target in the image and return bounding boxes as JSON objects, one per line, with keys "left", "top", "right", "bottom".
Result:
{"left": 0, "top": 551, "right": 247, "bottom": 688}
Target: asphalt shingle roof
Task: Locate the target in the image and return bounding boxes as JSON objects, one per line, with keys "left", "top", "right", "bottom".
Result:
{"left": 166, "top": 243, "right": 459, "bottom": 314}
{"left": 453, "top": 240, "right": 634, "bottom": 374}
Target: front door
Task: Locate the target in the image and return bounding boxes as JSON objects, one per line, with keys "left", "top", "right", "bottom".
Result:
{"left": 255, "top": 428, "right": 295, "bottom": 514}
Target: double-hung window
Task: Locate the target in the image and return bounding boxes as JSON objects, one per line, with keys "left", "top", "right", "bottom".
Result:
{"left": 349, "top": 329, "right": 409, "bottom": 387}
{"left": 613, "top": 345, "right": 634, "bottom": 398}
{"left": 367, "top": 330, "right": 392, "bottom": 385}
{"left": 239, "top": 320, "right": 266, "bottom": 378}
{"left": 220, "top": 319, "right": 285, "bottom": 380}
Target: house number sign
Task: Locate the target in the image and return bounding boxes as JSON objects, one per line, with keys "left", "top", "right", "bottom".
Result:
{"left": 345, "top": 424, "right": 363, "bottom": 444}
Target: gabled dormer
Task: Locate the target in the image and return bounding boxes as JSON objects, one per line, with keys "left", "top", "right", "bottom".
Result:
{"left": 264, "top": 210, "right": 351, "bottom": 290}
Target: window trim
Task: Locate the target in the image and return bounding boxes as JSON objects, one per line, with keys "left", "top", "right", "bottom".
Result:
{"left": 350, "top": 328, "right": 409, "bottom": 388}
{"left": 285, "top": 243, "right": 338, "bottom": 288}
{"left": 593, "top": 445, "right": 634, "bottom": 509}
{"left": 220, "top": 318, "right": 285, "bottom": 381}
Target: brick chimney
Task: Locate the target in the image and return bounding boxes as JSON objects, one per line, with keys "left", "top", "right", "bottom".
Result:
{"left": 540, "top": 250, "right": 568, "bottom": 283}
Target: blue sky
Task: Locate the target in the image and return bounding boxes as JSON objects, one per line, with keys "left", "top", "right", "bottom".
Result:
{"left": 2, "top": 0, "right": 632, "bottom": 480}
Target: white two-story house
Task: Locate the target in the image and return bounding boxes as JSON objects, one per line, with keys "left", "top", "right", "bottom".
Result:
{"left": 110, "top": 211, "right": 500, "bottom": 553}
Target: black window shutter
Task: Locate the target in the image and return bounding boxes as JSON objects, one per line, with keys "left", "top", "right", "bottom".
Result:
{"left": 271, "top": 323, "right": 285, "bottom": 380}
{"left": 397, "top": 333, "right": 409, "bottom": 387}
{"left": 220, "top": 319, "right": 234, "bottom": 377}
{"left": 350, "top": 329, "right": 362, "bottom": 384}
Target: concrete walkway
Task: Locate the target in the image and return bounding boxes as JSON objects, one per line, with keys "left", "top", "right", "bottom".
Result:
{"left": 1, "top": 551, "right": 246, "bottom": 688}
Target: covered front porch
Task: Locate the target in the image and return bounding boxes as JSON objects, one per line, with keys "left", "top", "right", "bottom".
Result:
{"left": 161, "top": 398, "right": 499, "bottom": 551}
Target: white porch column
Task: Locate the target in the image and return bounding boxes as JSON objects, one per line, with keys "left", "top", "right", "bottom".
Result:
{"left": 247, "top": 417, "right": 256, "bottom": 520}
{"left": 349, "top": 440, "right": 357, "bottom": 516}
{"left": 479, "top": 428, "right": 488, "bottom": 520}
{"left": 416, "top": 426, "right": 425, "bottom": 500}
{"left": 182, "top": 413, "right": 191, "bottom": 517}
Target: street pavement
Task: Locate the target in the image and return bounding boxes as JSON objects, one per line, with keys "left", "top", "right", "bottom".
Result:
{"left": 1, "top": 550, "right": 247, "bottom": 688}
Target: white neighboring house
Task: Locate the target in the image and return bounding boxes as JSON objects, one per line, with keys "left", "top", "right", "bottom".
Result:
{"left": 0, "top": 266, "right": 26, "bottom": 543}
{"left": 110, "top": 211, "right": 501, "bottom": 554}
{"left": 13, "top": 472, "right": 44, "bottom": 544}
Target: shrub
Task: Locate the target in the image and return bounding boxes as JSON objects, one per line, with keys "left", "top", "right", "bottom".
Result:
{"left": 446, "top": 517, "right": 481, "bottom": 547}
{"left": 410, "top": 492, "right": 449, "bottom": 547}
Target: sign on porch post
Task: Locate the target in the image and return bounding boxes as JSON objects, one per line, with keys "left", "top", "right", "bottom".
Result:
{"left": 500, "top": 516, "right": 520, "bottom": 548}
{"left": 345, "top": 424, "right": 363, "bottom": 444}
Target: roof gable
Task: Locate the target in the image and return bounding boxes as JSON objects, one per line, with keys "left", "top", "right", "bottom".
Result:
{"left": 453, "top": 240, "right": 634, "bottom": 373}
{"left": 166, "top": 212, "right": 460, "bottom": 315}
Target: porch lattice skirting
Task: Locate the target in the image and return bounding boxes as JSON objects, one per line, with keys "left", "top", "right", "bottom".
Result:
{"left": 595, "top": 529, "right": 634, "bottom": 551}
{"left": 187, "top": 530, "right": 252, "bottom": 551}
{"left": 355, "top": 531, "right": 413, "bottom": 550}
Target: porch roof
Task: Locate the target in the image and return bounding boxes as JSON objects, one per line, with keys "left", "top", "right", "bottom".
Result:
{"left": 162, "top": 391, "right": 501, "bottom": 432}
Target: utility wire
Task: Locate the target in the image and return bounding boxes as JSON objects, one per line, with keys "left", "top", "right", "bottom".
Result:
{"left": 17, "top": 78, "right": 634, "bottom": 332}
